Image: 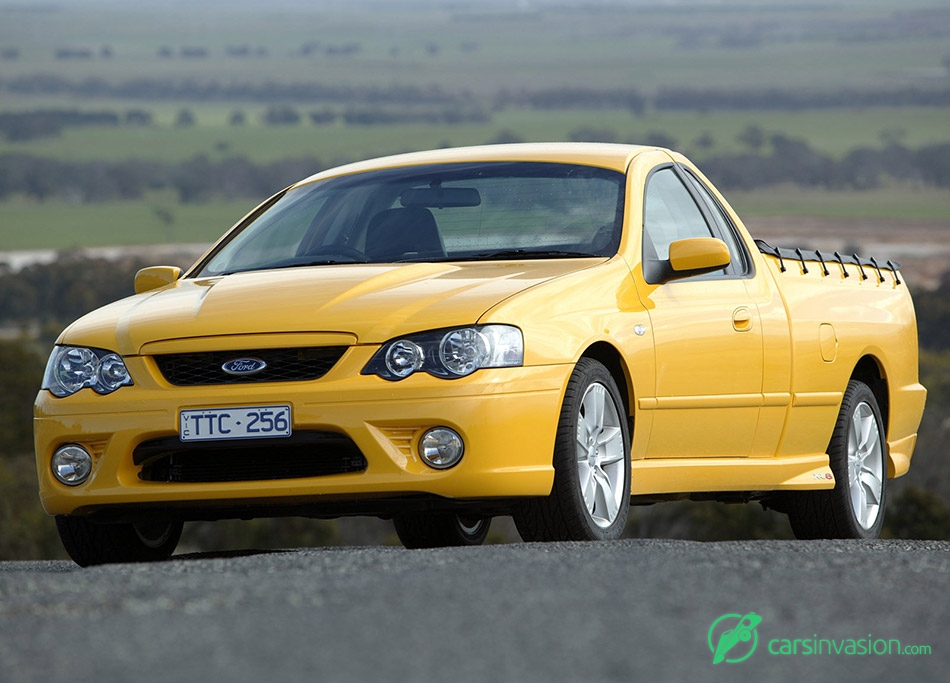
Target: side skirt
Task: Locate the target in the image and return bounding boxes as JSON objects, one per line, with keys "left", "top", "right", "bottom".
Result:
{"left": 630, "top": 454, "right": 836, "bottom": 496}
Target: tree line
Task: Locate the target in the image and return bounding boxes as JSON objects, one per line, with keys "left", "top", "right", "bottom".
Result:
{"left": 0, "top": 154, "right": 325, "bottom": 203}
{"left": 0, "top": 108, "right": 154, "bottom": 142}
{"left": 653, "top": 86, "right": 950, "bottom": 111}
{"left": 3, "top": 75, "right": 947, "bottom": 114}
{"left": 1, "top": 139, "right": 947, "bottom": 206}
{"left": 700, "top": 138, "right": 950, "bottom": 190}
{"left": 0, "top": 105, "right": 495, "bottom": 141}
{"left": 0, "top": 75, "right": 465, "bottom": 107}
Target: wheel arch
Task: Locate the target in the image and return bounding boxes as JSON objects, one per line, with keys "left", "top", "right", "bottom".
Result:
{"left": 579, "top": 342, "right": 634, "bottom": 420}
{"left": 850, "top": 355, "right": 889, "bottom": 435}
{"left": 849, "top": 354, "right": 897, "bottom": 477}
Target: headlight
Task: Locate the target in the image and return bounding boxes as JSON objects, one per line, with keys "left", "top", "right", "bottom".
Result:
{"left": 363, "top": 325, "right": 523, "bottom": 381}
{"left": 42, "top": 345, "right": 133, "bottom": 397}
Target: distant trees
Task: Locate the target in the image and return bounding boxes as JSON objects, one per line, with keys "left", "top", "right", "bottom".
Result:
{"left": 308, "top": 109, "right": 337, "bottom": 125}
{"left": 915, "top": 277, "right": 950, "bottom": 351}
{"left": 0, "top": 154, "right": 325, "bottom": 203}
{"left": 655, "top": 86, "right": 950, "bottom": 111}
{"left": 484, "top": 129, "right": 525, "bottom": 145}
{"left": 341, "top": 106, "right": 488, "bottom": 126}
{"left": 643, "top": 131, "right": 678, "bottom": 149}
{"left": 2, "top": 139, "right": 948, "bottom": 206}
{"left": 0, "top": 109, "right": 119, "bottom": 141}
{"left": 125, "top": 109, "right": 153, "bottom": 126}
{"left": 3, "top": 75, "right": 947, "bottom": 119}
{"left": 0, "top": 339, "right": 43, "bottom": 453}
{"left": 699, "top": 139, "right": 950, "bottom": 190}
{"left": 737, "top": 124, "right": 766, "bottom": 152}
{"left": 0, "top": 75, "right": 615, "bottom": 111}
{"left": 175, "top": 108, "right": 196, "bottom": 127}
{"left": 262, "top": 105, "right": 302, "bottom": 126}
{"left": 0, "top": 255, "right": 149, "bottom": 325}
{"left": 916, "top": 143, "right": 950, "bottom": 187}
{"left": 0, "top": 338, "right": 64, "bottom": 560}
{"left": 692, "top": 131, "right": 715, "bottom": 150}
{"left": 884, "top": 485, "right": 950, "bottom": 540}
{"left": 323, "top": 43, "right": 361, "bottom": 57}
{"left": 55, "top": 47, "right": 94, "bottom": 60}
{"left": 52, "top": 45, "right": 113, "bottom": 60}
{"left": 496, "top": 87, "right": 646, "bottom": 116}
{"left": 226, "top": 45, "right": 269, "bottom": 58}
{"left": 297, "top": 41, "right": 361, "bottom": 57}
{"left": 568, "top": 126, "right": 618, "bottom": 143}
{"left": 180, "top": 47, "right": 208, "bottom": 59}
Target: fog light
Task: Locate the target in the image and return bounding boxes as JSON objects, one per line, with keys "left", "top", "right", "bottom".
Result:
{"left": 419, "top": 427, "right": 464, "bottom": 469}
{"left": 51, "top": 444, "right": 92, "bottom": 486}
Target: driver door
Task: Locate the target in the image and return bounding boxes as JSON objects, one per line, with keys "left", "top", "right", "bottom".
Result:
{"left": 634, "top": 164, "right": 763, "bottom": 458}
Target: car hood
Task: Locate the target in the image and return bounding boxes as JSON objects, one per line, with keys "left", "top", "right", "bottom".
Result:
{"left": 61, "top": 260, "right": 604, "bottom": 355}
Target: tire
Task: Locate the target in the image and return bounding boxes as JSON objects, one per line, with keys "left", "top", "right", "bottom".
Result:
{"left": 786, "top": 380, "right": 887, "bottom": 539}
{"left": 394, "top": 513, "right": 491, "bottom": 549}
{"left": 56, "top": 516, "right": 184, "bottom": 567}
{"left": 514, "top": 357, "right": 631, "bottom": 542}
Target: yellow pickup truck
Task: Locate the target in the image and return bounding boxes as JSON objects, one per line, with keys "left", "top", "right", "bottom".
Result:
{"left": 34, "top": 143, "right": 927, "bottom": 565}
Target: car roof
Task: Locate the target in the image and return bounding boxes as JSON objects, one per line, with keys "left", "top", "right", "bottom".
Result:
{"left": 292, "top": 142, "right": 660, "bottom": 188}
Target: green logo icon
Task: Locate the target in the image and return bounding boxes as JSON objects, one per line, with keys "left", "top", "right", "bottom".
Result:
{"left": 708, "top": 612, "right": 762, "bottom": 664}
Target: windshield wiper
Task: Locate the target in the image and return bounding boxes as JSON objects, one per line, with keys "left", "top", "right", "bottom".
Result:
{"left": 456, "top": 249, "right": 598, "bottom": 261}
{"left": 218, "top": 259, "right": 344, "bottom": 276}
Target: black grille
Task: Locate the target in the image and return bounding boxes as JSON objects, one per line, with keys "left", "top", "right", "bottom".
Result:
{"left": 154, "top": 347, "right": 347, "bottom": 386}
{"left": 134, "top": 432, "right": 367, "bottom": 483}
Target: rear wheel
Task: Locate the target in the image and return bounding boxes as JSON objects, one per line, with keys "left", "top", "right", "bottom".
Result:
{"left": 514, "top": 358, "right": 631, "bottom": 542}
{"left": 56, "top": 516, "right": 183, "bottom": 567}
{"left": 786, "top": 380, "right": 887, "bottom": 539}
{"left": 394, "top": 513, "right": 491, "bottom": 549}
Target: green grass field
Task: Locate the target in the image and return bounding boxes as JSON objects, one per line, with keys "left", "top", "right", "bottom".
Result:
{"left": 1, "top": 193, "right": 253, "bottom": 250}
{"left": 727, "top": 185, "right": 950, "bottom": 222}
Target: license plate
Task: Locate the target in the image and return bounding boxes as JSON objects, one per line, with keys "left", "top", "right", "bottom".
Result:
{"left": 179, "top": 405, "right": 292, "bottom": 442}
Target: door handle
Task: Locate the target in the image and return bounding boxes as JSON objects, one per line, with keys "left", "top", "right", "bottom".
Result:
{"left": 733, "top": 306, "right": 753, "bottom": 332}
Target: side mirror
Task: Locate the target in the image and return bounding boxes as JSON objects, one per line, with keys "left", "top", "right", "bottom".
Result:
{"left": 134, "top": 266, "right": 182, "bottom": 294}
{"left": 669, "top": 237, "right": 731, "bottom": 275}
{"left": 643, "top": 237, "right": 731, "bottom": 284}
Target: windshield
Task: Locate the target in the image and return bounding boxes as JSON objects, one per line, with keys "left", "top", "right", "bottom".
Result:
{"left": 196, "top": 161, "right": 625, "bottom": 277}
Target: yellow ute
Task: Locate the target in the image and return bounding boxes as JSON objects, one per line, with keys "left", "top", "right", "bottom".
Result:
{"left": 34, "top": 143, "right": 926, "bottom": 565}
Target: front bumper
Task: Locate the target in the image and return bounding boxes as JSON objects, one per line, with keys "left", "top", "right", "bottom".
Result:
{"left": 35, "top": 345, "right": 569, "bottom": 517}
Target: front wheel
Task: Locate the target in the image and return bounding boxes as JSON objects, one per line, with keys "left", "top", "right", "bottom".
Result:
{"left": 514, "top": 357, "right": 631, "bottom": 542}
{"left": 56, "top": 516, "right": 183, "bottom": 567}
{"left": 786, "top": 380, "right": 887, "bottom": 539}
{"left": 393, "top": 513, "right": 491, "bottom": 549}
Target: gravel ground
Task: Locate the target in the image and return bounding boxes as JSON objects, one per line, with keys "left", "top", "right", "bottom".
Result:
{"left": 0, "top": 539, "right": 947, "bottom": 683}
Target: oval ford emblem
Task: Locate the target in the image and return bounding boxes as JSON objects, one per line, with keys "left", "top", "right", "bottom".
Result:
{"left": 221, "top": 357, "right": 268, "bottom": 376}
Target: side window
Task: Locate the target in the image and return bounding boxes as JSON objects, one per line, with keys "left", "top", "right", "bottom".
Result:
{"left": 642, "top": 167, "right": 714, "bottom": 261}
{"left": 684, "top": 172, "right": 753, "bottom": 277}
